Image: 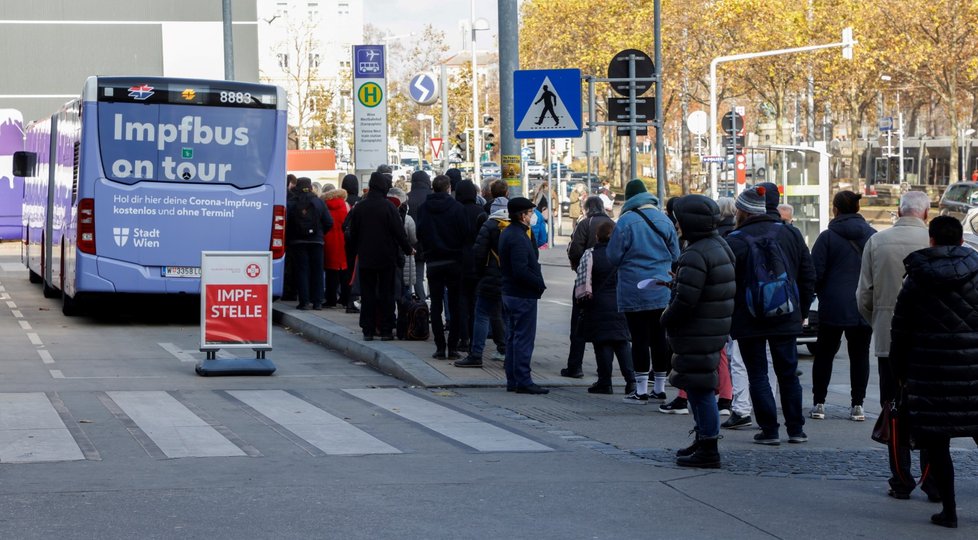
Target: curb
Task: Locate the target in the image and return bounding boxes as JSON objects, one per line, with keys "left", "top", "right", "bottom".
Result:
{"left": 273, "top": 307, "right": 454, "bottom": 387}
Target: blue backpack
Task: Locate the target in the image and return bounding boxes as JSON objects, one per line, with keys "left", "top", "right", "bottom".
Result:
{"left": 731, "top": 223, "right": 799, "bottom": 318}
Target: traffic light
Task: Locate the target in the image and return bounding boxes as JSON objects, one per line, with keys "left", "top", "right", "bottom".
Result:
{"left": 483, "top": 115, "right": 494, "bottom": 126}
{"left": 484, "top": 132, "right": 495, "bottom": 151}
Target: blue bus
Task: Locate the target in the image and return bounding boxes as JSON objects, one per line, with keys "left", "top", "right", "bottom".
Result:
{"left": 19, "top": 77, "right": 287, "bottom": 314}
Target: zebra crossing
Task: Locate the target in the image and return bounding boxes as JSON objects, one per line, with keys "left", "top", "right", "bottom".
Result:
{"left": 0, "top": 389, "right": 552, "bottom": 463}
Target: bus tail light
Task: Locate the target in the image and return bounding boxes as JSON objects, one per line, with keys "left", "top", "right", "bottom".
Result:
{"left": 77, "top": 198, "right": 96, "bottom": 254}
{"left": 270, "top": 205, "right": 286, "bottom": 259}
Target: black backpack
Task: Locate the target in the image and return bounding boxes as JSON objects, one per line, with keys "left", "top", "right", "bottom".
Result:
{"left": 397, "top": 295, "right": 430, "bottom": 341}
{"left": 290, "top": 195, "right": 319, "bottom": 240}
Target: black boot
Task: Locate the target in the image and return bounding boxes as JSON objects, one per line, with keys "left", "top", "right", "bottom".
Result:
{"left": 676, "top": 437, "right": 720, "bottom": 469}
{"left": 676, "top": 431, "right": 700, "bottom": 458}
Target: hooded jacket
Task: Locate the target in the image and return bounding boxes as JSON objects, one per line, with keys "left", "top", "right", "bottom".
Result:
{"left": 725, "top": 213, "right": 816, "bottom": 339}
{"left": 811, "top": 212, "right": 876, "bottom": 326}
{"left": 341, "top": 174, "right": 360, "bottom": 207}
{"left": 606, "top": 192, "right": 680, "bottom": 311}
{"left": 472, "top": 204, "right": 509, "bottom": 299}
{"left": 286, "top": 188, "right": 332, "bottom": 245}
{"left": 891, "top": 245, "right": 978, "bottom": 440}
{"left": 455, "top": 180, "right": 488, "bottom": 279}
{"left": 661, "top": 195, "right": 736, "bottom": 391}
{"left": 445, "top": 168, "right": 463, "bottom": 193}
{"left": 579, "top": 241, "right": 631, "bottom": 343}
{"left": 346, "top": 172, "right": 413, "bottom": 270}
{"left": 416, "top": 191, "right": 470, "bottom": 264}
{"left": 323, "top": 189, "right": 349, "bottom": 270}
{"left": 407, "top": 171, "right": 432, "bottom": 222}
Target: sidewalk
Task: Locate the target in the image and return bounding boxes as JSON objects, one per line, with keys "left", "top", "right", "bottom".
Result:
{"left": 273, "top": 226, "right": 613, "bottom": 389}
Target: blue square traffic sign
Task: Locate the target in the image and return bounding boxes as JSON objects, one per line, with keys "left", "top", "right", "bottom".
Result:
{"left": 514, "top": 69, "right": 582, "bottom": 139}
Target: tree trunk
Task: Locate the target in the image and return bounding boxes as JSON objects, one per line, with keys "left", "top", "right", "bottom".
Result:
{"left": 680, "top": 88, "right": 691, "bottom": 194}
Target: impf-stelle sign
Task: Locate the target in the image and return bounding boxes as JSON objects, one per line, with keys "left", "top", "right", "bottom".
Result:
{"left": 200, "top": 251, "right": 272, "bottom": 349}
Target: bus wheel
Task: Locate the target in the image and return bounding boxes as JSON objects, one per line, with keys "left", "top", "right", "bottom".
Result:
{"left": 62, "top": 291, "right": 82, "bottom": 316}
{"left": 42, "top": 279, "right": 60, "bottom": 299}
{"left": 29, "top": 270, "right": 42, "bottom": 284}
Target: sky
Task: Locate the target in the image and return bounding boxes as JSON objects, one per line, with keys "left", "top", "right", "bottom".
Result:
{"left": 364, "top": 0, "right": 502, "bottom": 51}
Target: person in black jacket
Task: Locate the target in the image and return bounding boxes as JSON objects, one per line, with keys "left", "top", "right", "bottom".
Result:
{"left": 891, "top": 216, "right": 978, "bottom": 529}
{"left": 561, "top": 196, "right": 617, "bottom": 379}
{"left": 455, "top": 196, "right": 510, "bottom": 368}
{"left": 286, "top": 177, "right": 333, "bottom": 310}
{"left": 341, "top": 174, "right": 360, "bottom": 207}
{"left": 576, "top": 220, "right": 636, "bottom": 394}
{"left": 809, "top": 191, "right": 876, "bottom": 422}
{"left": 346, "top": 172, "right": 414, "bottom": 340}
{"left": 455, "top": 180, "right": 488, "bottom": 353}
{"left": 499, "top": 197, "right": 548, "bottom": 394}
{"left": 416, "top": 175, "right": 470, "bottom": 359}
{"left": 725, "top": 186, "right": 815, "bottom": 445}
{"left": 407, "top": 171, "right": 433, "bottom": 300}
{"left": 662, "top": 195, "right": 736, "bottom": 468}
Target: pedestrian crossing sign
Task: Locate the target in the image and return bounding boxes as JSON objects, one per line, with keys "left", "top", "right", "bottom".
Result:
{"left": 514, "top": 69, "right": 582, "bottom": 139}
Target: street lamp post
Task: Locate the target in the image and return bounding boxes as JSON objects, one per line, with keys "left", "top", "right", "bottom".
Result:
{"left": 962, "top": 128, "right": 976, "bottom": 183}
{"left": 468, "top": 2, "right": 490, "bottom": 185}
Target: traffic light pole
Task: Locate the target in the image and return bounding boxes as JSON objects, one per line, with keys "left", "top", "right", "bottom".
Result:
{"left": 498, "top": 0, "right": 519, "bottom": 194}
{"left": 708, "top": 34, "right": 856, "bottom": 198}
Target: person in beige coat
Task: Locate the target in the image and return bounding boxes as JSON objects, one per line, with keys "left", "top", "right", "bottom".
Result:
{"left": 855, "top": 190, "right": 939, "bottom": 501}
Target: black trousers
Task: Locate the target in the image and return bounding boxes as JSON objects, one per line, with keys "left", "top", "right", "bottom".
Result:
{"left": 879, "top": 356, "right": 937, "bottom": 496}
{"left": 812, "top": 324, "right": 872, "bottom": 405}
{"left": 458, "top": 275, "right": 478, "bottom": 345}
{"left": 594, "top": 340, "right": 635, "bottom": 386}
{"left": 428, "top": 262, "right": 462, "bottom": 352}
{"left": 921, "top": 437, "right": 955, "bottom": 514}
{"left": 566, "top": 295, "right": 587, "bottom": 370}
{"left": 359, "top": 267, "right": 396, "bottom": 337}
{"left": 625, "top": 309, "right": 670, "bottom": 375}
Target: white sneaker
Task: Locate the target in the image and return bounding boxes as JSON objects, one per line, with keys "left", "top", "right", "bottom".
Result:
{"left": 810, "top": 403, "right": 826, "bottom": 419}
{"left": 850, "top": 405, "right": 865, "bottom": 421}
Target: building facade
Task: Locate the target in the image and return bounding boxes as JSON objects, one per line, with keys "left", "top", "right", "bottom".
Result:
{"left": 0, "top": 0, "right": 260, "bottom": 123}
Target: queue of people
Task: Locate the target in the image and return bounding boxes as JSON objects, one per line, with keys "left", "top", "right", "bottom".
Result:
{"left": 284, "top": 168, "right": 977, "bottom": 528}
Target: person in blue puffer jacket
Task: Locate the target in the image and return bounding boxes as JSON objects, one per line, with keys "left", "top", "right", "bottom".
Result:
{"left": 606, "top": 179, "right": 681, "bottom": 404}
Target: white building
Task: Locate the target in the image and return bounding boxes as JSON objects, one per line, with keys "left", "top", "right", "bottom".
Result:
{"left": 257, "top": 0, "right": 363, "bottom": 155}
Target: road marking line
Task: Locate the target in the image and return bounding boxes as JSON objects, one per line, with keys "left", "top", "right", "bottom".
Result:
{"left": 229, "top": 390, "right": 400, "bottom": 456}
{"left": 0, "top": 293, "right": 10, "bottom": 300}
{"left": 26, "top": 333, "right": 42, "bottom": 345}
{"left": 345, "top": 388, "right": 552, "bottom": 452}
{"left": 543, "top": 299, "right": 573, "bottom": 307}
{"left": 106, "top": 391, "right": 246, "bottom": 458}
{"left": 158, "top": 342, "right": 196, "bottom": 363}
{"left": 0, "top": 393, "right": 85, "bottom": 463}
{"left": 37, "top": 350, "right": 54, "bottom": 364}
{"left": 18, "top": 320, "right": 31, "bottom": 330}
{"left": 5, "top": 300, "right": 15, "bottom": 308}
{"left": 11, "top": 310, "right": 22, "bottom": 318}
{"left": 47, "top": 392, "right": 100, "bottom": 461}
{"left": 49, "top": 370, "right": 64, "bottom": 379}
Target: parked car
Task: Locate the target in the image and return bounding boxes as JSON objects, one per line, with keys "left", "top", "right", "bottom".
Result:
{"left": 939, "top": 181, "right": 978, "bottom": 221}
{"left": 549, "top": 162, "right": 574, "bottom": 180}
{"left": 798, "top": 296, "right": 819, "bottom": 356}
{"left": 525, "top": 160, "right": 547, "bottom": 179}
{"left": 480, "top": 161, "right": 502, "bottom": 179}
{"left": 570, "top": 172, "right": 601, "bottom": 191}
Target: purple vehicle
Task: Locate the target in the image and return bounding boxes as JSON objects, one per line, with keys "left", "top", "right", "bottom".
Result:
{"left": 0, "top": 110, "right": 24, "bottom": 240}
{"left": 19, "top": 77, "right": 288, "bottom": 315}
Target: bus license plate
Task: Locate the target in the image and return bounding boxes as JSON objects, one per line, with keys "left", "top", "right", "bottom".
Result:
{"left": 163, "top": 266, "right": 201, "bottom": 278}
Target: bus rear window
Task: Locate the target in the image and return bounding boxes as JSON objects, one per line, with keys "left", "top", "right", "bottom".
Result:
{"left": 97, "top": 102, "right": 278, "bottom": 189}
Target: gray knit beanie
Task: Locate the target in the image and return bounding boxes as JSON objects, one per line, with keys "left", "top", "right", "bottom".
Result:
{"left": 735, "top": 187, "right": 767, "bottom": 215}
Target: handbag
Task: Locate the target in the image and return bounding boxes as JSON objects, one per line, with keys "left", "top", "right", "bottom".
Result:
{"left": 871, "top": 399, "right": 897, "bottom": 444}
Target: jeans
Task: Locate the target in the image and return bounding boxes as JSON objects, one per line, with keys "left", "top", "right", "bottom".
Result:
{"left": 503, "top": 295, "right": 538, "bottom": 388}
{"left": 594, "top": 340, "right": 635, "bottom": 387}
{"left": 291, "top": 242, "right": 325, "bottom": 307}
{"left": 470, "top": 295, "right": 506, "bottom": 358}
{"left": 878, "top": 356, "right": 936, "bottom": 495}
{"left": 687, "top": 387, "right": 720, "bottom": 439}
{"left": 566, "top": 295, "right": 587, "bottom": 371}
{"left": 624, "top": 309, "right": 671, "bottom": 375}
{"left": 738, "top": 335, "right": 804, "bottom": 436}
{"left": 428, "top": 262, "right": 462, "bottom": 352}
{"left": 359, "top": 267, "right": 396, "bottom": 337}
{"left": 812, "top": 324, "right": 872, "bottom": 406}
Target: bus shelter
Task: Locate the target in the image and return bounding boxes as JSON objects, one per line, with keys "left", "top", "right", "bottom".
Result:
{"left": 750, "top": 143, "right": 831, "bottom": 247}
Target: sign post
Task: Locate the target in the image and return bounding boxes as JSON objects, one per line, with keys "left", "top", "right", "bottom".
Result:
{"left": 197, "top": 251, "right": 275, "bottom": 376}
{"left": 353, "top": 44, "right": 387, "bottom": 186}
